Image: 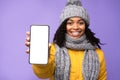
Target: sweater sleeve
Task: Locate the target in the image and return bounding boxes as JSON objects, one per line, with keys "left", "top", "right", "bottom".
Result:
{"left": 96, "top": 49, "right": 107, "bottom": 80}
{"left": 32, "top": 43, "right": 56, "bottom": 79}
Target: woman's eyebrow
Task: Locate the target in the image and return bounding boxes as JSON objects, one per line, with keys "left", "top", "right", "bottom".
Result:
{"left": 78, "top": 19, "right": 84, "bottom": 22}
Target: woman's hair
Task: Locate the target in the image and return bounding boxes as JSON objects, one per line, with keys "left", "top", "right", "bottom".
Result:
{"left": 53, "top": 18, "right": 102, "bottom": 49}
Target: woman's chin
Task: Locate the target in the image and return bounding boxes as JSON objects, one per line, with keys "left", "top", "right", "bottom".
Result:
{"left": 71, "top": 35, "right": 81, "bottom": 39}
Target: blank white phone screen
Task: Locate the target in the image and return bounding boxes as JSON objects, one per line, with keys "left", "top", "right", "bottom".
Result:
{"left": 30, "top": 25, "right": 49, "bottom": 64}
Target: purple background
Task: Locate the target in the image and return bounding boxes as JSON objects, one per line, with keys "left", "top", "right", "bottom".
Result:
{"left": 0, "top": 0, "right": 120, "bottom": 80}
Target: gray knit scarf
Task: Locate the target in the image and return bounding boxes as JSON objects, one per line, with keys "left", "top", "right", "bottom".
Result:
{"left": 54, "top": 34, "right": 100, "bottom": 80}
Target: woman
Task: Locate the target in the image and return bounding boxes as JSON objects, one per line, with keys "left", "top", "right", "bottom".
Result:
{"left": 25, "top": 0, "right": 107, "bottom": 80}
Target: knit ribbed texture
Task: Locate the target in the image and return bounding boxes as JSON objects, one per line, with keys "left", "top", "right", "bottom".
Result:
{"left": 60, "top": 0, "right": 90, "bottom": 25}
{"left": 54, "top": 34, "right": 100, "bottom": 80}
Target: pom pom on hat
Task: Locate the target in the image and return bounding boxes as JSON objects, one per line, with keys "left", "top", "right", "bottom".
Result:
{"left": 66, "top": 0, "right": 82, "bottom": 6}
{"left": 60, "top": 0, "right": 90, "bottom": 25}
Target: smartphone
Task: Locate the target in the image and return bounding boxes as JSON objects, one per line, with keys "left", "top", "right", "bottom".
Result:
{"left": 29, "top": 25, "right": 49, "bottom": 64}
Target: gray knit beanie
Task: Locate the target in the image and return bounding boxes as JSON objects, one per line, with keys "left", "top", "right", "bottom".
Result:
{"left": 60, "top": 0, "right": 90, "bottom": 25}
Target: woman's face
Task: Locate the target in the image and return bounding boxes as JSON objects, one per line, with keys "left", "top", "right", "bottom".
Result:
{"left": 66, "top": 17, "right": 86, "bottom": 39}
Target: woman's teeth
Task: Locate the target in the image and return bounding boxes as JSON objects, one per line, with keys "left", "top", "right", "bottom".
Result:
{"left": 72, "top": 32, "right": 80, "bottom": 36}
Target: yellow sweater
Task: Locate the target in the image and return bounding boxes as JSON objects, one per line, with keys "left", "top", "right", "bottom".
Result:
{"left": 32, "top": 43, "right": 107, "bottom": 80}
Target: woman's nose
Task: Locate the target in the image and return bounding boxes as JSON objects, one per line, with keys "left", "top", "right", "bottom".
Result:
{"left": 73, "top": 23, "right": 79, "bottom": 29}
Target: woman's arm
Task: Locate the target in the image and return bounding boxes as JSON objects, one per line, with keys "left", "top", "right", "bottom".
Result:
{"left": 96, "top": 49, "right": 107, "bottom": 80}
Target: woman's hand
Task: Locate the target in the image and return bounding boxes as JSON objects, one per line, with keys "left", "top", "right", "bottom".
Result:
{"left": 25, "top": 31, "right": 30, "bottom": 54}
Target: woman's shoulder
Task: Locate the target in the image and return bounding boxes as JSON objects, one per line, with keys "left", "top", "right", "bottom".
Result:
{"left": 96, "top": 48, "right": 104, "bottom": 54}
{"left": 95, "top": 48, "right": 104, "bottom": 56}
{"left": 49, "top": 43, "right": 56, "bottom": 55}
{"left": 50, "top": 43, "right": 56, "bottom": 49}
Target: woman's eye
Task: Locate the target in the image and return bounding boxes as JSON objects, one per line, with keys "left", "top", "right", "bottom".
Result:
{"left": 78, "top": 22, "right": 84, "bottom": 25}
{"left": 67, "top": 22, "right": 73, "bottom": 25}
